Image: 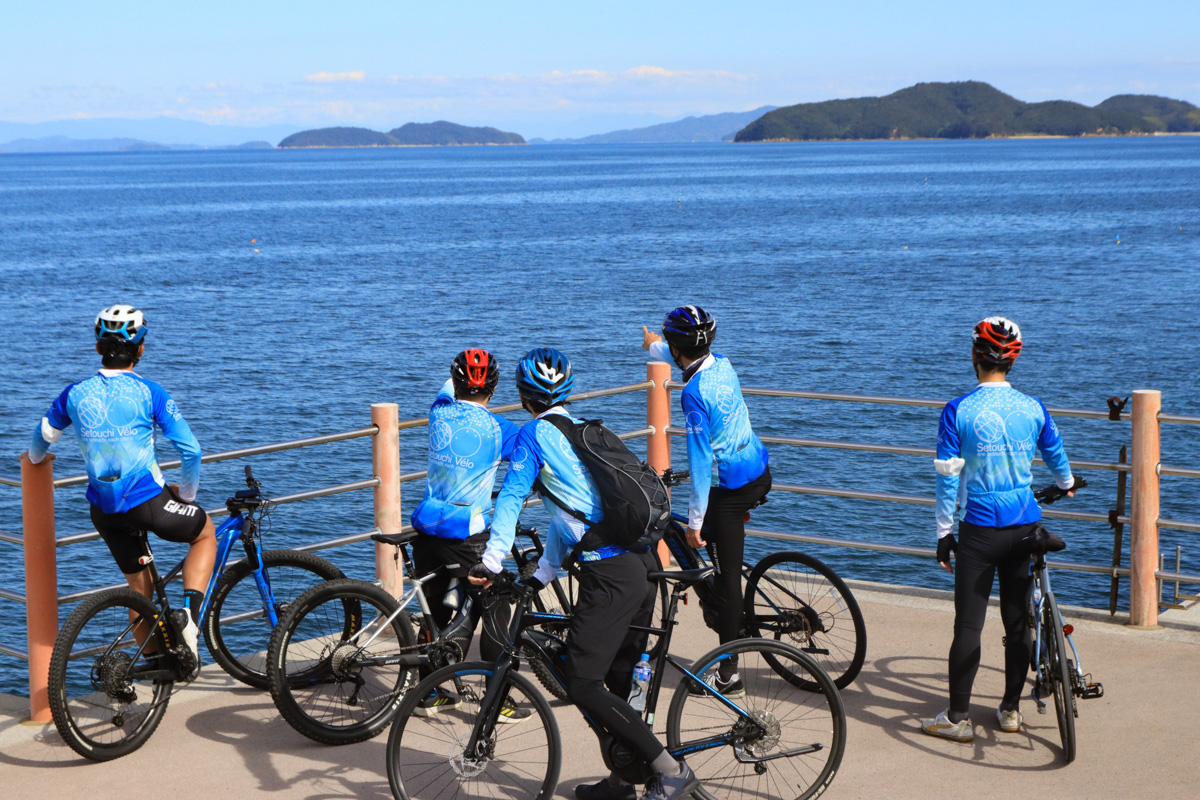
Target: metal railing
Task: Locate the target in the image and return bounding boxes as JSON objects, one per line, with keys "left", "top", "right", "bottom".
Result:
{"left": 667, "top": 382, "right": 1200, "bottom": 603}
{"left": 4, "top": 366, "right": 1199, "bottom": 717}
{"left": 0, "top": 379, "right": 659, "bottom": 720}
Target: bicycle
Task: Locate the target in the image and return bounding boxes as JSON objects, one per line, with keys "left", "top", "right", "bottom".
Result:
{"left": 265, "top": 522, "right": 579, "bottom": 744}
{"left": 384, "top": 566, "right": 847, "bottom": 800}
{"left": 659, "top": 469, "right": 867, "bottom": 690}
{"left": 47, "top": 466, "right": 343, "bottom": 761}
{"left": 1029, "top": 478, "right": 1104, "bottom": 764}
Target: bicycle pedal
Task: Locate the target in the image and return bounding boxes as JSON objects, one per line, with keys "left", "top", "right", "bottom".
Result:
{"left": 1082, "top": 682, "right": 1104, "bottom": 699}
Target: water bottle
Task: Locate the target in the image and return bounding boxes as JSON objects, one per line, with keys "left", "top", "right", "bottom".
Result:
{"left": 629, "top": 654, "right": 652, "bottom": 713}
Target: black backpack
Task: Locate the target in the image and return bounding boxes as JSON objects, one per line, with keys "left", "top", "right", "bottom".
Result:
{"left": 536, "top": 415, "right": 671, "bottom": 560}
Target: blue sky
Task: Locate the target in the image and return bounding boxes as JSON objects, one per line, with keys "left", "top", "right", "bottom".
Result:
{"left": 3, "top": 1, "right": 1198, "bottom": 139}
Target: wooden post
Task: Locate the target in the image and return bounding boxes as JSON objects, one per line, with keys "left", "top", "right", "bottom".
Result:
{"left": 20, "top": 453, "right": 57, "bottom": 723}
{"left": 372, "top": 403, "right": 403, "bottom": 597}
{"left": 647, "top": 361, "right": 673, "bottom": 566}
{"left": 1128, "top": 389, "right": 1161, "bottom": 628}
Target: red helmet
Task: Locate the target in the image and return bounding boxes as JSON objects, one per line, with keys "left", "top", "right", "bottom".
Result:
{"left": 451, "top": 349, "right": 500, "bottom": 394}
{"left": 972, "top": 317, "right": 1023, "bottom": 366}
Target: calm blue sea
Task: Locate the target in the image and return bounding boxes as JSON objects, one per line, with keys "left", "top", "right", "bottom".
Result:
{"left": 1, "top": 139, "right": 1198, "bottom": 695}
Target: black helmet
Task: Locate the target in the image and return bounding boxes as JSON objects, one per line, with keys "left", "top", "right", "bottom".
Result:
{"left": 451, "top": 349, "right": 500, "bottom": 395}
{"left": 515, "top": 348, "right": 574, "bottom": 407}
{"left": 662, "top": 305, "right": 716, "bottom": 349}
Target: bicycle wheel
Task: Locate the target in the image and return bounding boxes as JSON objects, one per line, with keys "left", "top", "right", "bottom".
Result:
{"left": 48, "top": 588, "right": 174, "bottom": 761}
{"left": 204, "top": 548, "right": 345, "bottom": 689}
{"left": 743, "top": 551, "right": 867, "bottom": 690}
{"left": 267, "top": 578, "right": 418, "bottom": 744}
{"left": 667, "top": 639, "right": 846, "bottom": 800}
{"left": 386, "top": 661, "right": 561, "bottom": 800}
{"left": 1043, "top": 591, "right": 1076, "bottom": 763}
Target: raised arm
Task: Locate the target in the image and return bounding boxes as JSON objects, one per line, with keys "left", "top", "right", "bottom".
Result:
{"left": 29, "top": 386, "right": 73, "bottom": 464}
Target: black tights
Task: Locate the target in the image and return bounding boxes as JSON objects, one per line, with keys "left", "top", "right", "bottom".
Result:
{"left": 948, "top": 520, "right": 1035, "bottom": 720}
{"left": 703, "top": 467, "right": 771, "bottom": 675}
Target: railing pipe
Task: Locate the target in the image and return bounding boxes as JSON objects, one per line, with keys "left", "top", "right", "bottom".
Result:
{"left": 372, "top": 403, "right": 403, "bottom": 598}
{"left": 1129, "top": 390, "right": 1162, "bottom": 627}
{"left": 51, "top": 427, "right": 381, "bottom": 489}
{"left": 646, "top": 361, "right": 673, "bottom": 566}
{"left": 20, "top": 453, "right": 56, "bottom": 722}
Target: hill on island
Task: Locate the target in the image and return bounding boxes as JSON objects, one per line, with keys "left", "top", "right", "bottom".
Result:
{"left": 278, "top": 121, "right": 525, "bottom": 148}
{"left": 535, "top": 106, "right": 779, "bottom": 144}
{"left": 734, "top": 82, "right": 1200, "bottom": 141}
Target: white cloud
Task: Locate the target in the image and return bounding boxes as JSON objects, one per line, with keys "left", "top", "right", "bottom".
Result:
{"left": 306, "top": 71, "right": 366, "bottom": 83}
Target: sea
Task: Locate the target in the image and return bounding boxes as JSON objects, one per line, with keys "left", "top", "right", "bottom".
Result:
{"left": 1, "top": 138, "right": 1198, "bottom": 696}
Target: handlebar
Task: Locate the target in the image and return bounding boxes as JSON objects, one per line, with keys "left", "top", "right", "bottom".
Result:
{"left": 660, "top": 469, "right": 690, "bottom": 488}
{"left": 1033, "top": 476, "right": 1087, "bottom": 506}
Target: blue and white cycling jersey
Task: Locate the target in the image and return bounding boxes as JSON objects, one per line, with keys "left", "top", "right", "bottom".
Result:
{"left": 483, "top": 407, "right": 623, "bottom": 584}
{"left": 650, "top": 342, "right": 769, "bottom": 529}
{"left": 410, "top": 379, "right": 520, "bottom": 540}
{"left": 935, "top": 381, "right": 1073, "bottom": 538}
{"left": 28, "top": 369, "right": 202, "bottom": 514}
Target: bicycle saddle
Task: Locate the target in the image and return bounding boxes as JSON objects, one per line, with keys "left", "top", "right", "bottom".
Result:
{"left": 1020, "top": 524, "right": 1066, "bottom": 555}
{"left": 371, "top": 530, "right": 420, "bottom": 547}
{"left": 647, "top": 567, "right": 715, "bottom": 586}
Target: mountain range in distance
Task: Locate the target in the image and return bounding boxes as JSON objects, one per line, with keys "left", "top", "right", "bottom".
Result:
{"left": 529, "top": 106, "right": 778, "bottom": 144}
{"left": 278, "top": 121, "right": 525, "bottom": 147}
{"left": 735, "top": 82, "right": 1200, "bottom": 141}
{"left": 0, "top": 136, "right": 273, "bottom": 154}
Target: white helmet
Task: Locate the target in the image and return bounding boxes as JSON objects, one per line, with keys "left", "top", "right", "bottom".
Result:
{"left": 95, "top": 305, "right": 148, "bottom": 343}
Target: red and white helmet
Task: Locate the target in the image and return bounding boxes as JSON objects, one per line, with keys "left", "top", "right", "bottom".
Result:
{"left": 972, "top": 316, "right": 1022, "bottom": 366}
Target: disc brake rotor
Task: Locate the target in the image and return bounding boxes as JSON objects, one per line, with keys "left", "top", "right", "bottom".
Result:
{"left": 742, "top": 710, "right": 782, "bottom": 757}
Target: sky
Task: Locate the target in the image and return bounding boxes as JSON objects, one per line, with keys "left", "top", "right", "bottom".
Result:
{"left": 2, "top": 0, "right": 1199, "bottom": 140}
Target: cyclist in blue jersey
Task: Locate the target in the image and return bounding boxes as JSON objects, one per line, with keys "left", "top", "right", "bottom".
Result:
{"left": 408, "top": 349, "right": 522, "bottom": 718}
{"left": 471, "top": 348, "right": 698, "bottom": 800}
{"left": 24, "top": 305, "right": 214, "bottom": 666}
{"left": 921, "top": 317, "right": 1075, "bottom": 742}
{"left": 641, "top": 306, "right": 770, "bottom": 693}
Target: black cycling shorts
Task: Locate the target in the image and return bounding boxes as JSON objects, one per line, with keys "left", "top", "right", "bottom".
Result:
{"left": 91, "top": 486, "right": 208, "bottom": 574}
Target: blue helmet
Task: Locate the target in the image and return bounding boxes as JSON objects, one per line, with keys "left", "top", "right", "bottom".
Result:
{"left": 515, "top": 348, "right": 575, "bottom": 407}
{"left": 662, "top": 305, "right": 716, "bottom": 349}
{"left": 95, "top": 304, "right": 148, "bottom": 344}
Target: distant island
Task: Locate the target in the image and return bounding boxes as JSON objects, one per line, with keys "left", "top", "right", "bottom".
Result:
{"left": 0, "top": 136, "right": 275, "bottom": 154}
{"left": 278, "top": 121, "right": 525, "bottom": 148}
{"left": 532, "top": 106, "right": 778, "bottom": 145}
{"left": 734, "top": 82, "right": 1200, "bottom": 142}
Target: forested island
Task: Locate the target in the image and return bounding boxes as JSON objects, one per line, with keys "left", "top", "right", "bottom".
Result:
{"left": 734, "top": 82, "right": 1200, "bottom": 142}
{"left": 278, "top": 121, "right": 525, "bottom": 148}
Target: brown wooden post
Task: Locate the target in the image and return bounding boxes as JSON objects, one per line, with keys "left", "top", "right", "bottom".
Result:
{"left": 647, "top": 361, "right": 673, "bottom": 566}
{"left": 20, "top": 452, "right": 57, "bottom": 723}
{"left": 372, "top": 403, "right": 403, "bottom": 597}
{"left": 1128, "top": 389, "right": 1161, "bottom": 628}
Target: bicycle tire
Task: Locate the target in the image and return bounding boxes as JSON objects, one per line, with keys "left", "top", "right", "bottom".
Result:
{"left": 48, "top": 588, "right": 174, "bottom": 761}
{"left": 267, "top": 578, "right": 418, "bottom": 745}
{"left": 386, "top": 661, "right": 561, "bottom": 800}
{"left": 743, "top": 551, "right": 867, "bottom": 690}
{"left": 204, "top": 548, "right": 345, "bottom": 689}
{"left": 666, "top": 638, "right": 846, "bottom": 800}
{"left": 1043, "top": 591, "right": 1076, "bottom": 763}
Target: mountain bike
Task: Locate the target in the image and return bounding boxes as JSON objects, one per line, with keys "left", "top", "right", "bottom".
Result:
{"left": 265, "top": 522, "right": 578, "bottom": 744}
{"left": 384, "top": 566, "right": 847, "bottom": 800}
{"left": 47, "top": 466, "right": 343, "bottom": 761}
{"left": 659, "top": 469, "right": 867, "bottom": 690}
{"left": 1029, "top": 478, "right": 1104, "bottom": 764}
